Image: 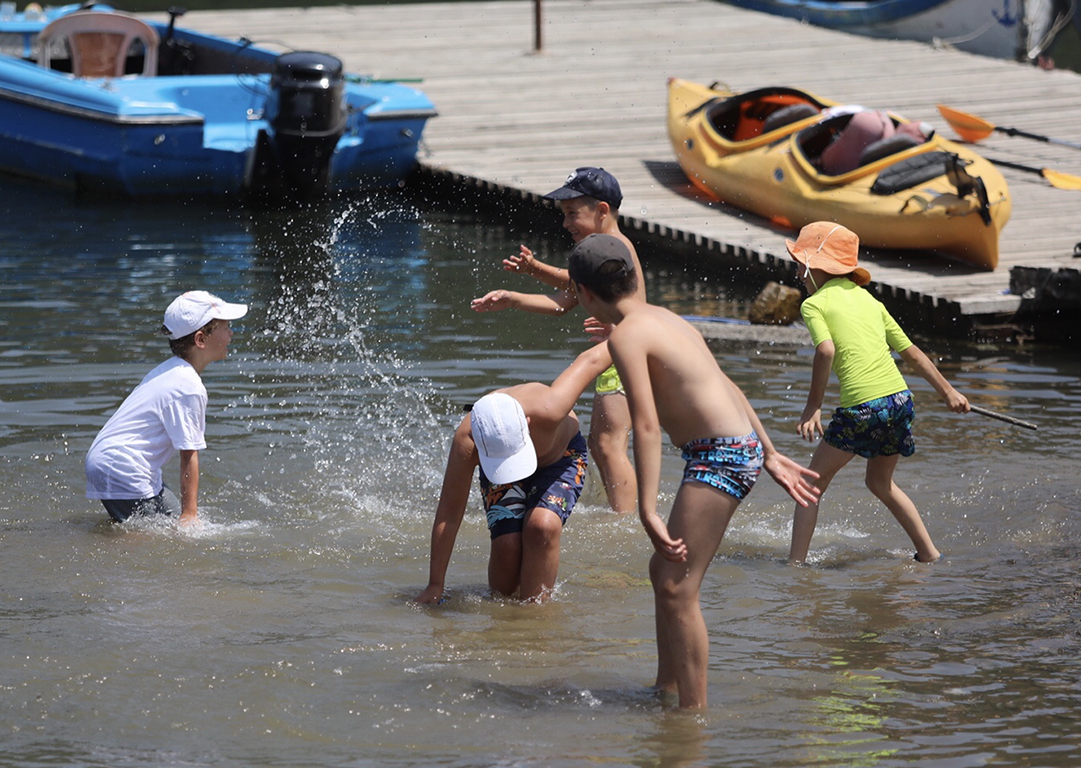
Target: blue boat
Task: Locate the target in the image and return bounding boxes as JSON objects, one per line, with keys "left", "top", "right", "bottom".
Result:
{"left": 0, "top": 4, "right": 437, "bottom": 200}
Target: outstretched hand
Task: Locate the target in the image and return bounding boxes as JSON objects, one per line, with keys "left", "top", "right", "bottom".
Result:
{"left": 503, "top": 245, "right": 537, "bottom": 275}
{"left": 641, "top": 512, "right": 688, "bottom": 562}
{"left": 764, "top": 452, "right": 821, "bottom": 508}
{"left": 584, "top": 316, "right": 614, "bottom": 344}
{"left": 470, "top": 290, "right": 513, "bottom": 312}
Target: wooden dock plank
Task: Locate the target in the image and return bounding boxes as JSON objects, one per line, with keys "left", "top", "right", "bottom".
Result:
{"left": 168, "top": 0, "right": 1081, "bottom": 331}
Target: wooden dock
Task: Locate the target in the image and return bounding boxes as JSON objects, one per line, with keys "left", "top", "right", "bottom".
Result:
{"left": 174, "top": 0, "right": 1081, "bottom": 339}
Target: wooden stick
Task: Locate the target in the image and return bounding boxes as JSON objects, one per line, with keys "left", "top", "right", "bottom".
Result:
{"left": 970, "top": 404, "right": 1037, "bottom": 430}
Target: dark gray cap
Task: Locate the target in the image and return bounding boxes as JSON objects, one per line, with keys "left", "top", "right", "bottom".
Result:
{"left": 568, "top": 234, "right": 635, "bottom": 285}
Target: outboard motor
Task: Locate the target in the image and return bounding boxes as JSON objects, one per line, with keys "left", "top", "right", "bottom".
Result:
{"left": 255, "top": 51, "right": 348, "bottom": 202}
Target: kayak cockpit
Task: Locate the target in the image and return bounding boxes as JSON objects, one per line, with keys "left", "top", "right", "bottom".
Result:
{"left": 703, "top": 86, "right": 828, "bottom": 146}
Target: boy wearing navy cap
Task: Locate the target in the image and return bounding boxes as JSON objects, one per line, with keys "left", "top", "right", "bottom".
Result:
{"left": 471, "top": 167, "right": 642, "bottom": 516}
{"left": 85, "top": 291, "right": 247, "bottom": 527}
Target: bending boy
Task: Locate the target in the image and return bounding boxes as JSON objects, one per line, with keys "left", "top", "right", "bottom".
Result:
{"left": 85, "top": 290, "right": 248, "bottom": 527}
{"left": 569, "top": 234, "right": 820, "bottom": 708}
{"left": 470, "top": 167, "right": 640, "bottom": 514}
{"left": 785, "top": 222, "right": 969, "bottom": 564}
{"left": 415, "top": 340, "right": 613, "bottom": 604}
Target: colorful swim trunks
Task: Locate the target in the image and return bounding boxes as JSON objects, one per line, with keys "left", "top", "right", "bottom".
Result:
{"left": 479, "top": 432, "right": 588, "bottom": 539}
{"left": 680, "top": 431, "right": 763, "bottom": 500}
{"left": 595, "top": 364, "right": 624, "bottom": 396}
{"left": 824, "top": 390, "right": 915, "bottom": 459}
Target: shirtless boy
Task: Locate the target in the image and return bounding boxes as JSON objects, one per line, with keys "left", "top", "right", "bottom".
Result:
{"left": 569, "top": 234, "right": 820, "bottom": 708}
{"left": 415, "top": 340, "right": 613, "bottom": 604}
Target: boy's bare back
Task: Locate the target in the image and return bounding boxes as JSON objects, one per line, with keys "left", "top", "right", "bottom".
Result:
{"left": 609, "top": 304, "right": 754, "bottom": 447}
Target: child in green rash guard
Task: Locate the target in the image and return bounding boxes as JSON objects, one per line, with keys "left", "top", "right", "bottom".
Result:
{"left": 470, "top": 167, "right": 641, "bottom": 515}
{"left": 785, "top": 222, "right": 970, "bottom": 564}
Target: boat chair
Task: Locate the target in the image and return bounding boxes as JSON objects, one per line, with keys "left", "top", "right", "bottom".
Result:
{"left": 38, "top": 11, "right": 159, "bottom": 78}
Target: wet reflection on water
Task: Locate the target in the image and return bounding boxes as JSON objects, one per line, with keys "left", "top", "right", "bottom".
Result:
{"left": 0, "top": 179, "right": 1079, "bottom": 767}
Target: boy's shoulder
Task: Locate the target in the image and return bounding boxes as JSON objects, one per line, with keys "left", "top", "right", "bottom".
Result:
{"left": 612, "top": 303, "right": 693, "bottom": 347}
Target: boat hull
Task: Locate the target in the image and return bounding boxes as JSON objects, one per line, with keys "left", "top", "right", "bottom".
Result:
{"left": 667, "top": 79, "right": 1011, "bottom": 270}
{"left": 719, "top": 0, "right": 1068, "bottom": 63}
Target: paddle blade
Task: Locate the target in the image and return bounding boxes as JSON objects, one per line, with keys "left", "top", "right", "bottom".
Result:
{"left": 937, "top": 104, "right": 995, "bottom": 143}
{"left": 1041, "top": 167, "right": 1081, "bottom": 190}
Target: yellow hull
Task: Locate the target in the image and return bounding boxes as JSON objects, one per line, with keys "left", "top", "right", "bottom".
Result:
{"left": 667, "top": 79, "right": 1011, "bottom": 270}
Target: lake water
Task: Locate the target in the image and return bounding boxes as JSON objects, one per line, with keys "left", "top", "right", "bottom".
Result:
{"left": 1, "top": 178, "right": 1080, "bottom": 767}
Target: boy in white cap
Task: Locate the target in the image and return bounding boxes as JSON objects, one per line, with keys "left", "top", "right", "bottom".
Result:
{"left": 785, "top": 221, "right": 969, "bottom": 564}
{"left": 415, "top": 340, "right": 613, "bottom": 604}
{"left": 568, "top": 234, "right": 821, "bottom": 709}
{"left": 471, "top": 167, "right": 641, "bottom": 515}
{"left": 85, "top": 290, "right": 248, "bottom": 527}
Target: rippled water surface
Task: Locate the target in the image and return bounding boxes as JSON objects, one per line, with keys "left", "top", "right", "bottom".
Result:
{"left": 1, "top": 179, "right": 1079, "bottom": 767}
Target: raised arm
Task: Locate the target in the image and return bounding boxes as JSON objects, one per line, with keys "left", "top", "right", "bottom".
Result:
{"left": 543, "top": 341, "right": 613, "bottom": 414}
{"left": 415, "top": 418, "right": 479, "bottom": 604}
{"left": 471, "top": 288, "right": 578, "bottom": 316}
{"left": 899, "top": 345, "right": 969, "bottom": 413}
{"left": 504, "top": 245, "right": 573, "bottom": 291}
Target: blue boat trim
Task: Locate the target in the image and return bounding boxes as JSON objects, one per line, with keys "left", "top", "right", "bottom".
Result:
{"left": 722, "top": 0, "right": 958, "bottom": 28}
{"left": 0, "top": 87, "right": 205, "bottom": 125}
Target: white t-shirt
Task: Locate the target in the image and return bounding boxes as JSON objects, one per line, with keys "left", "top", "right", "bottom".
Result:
{"left": 85, "top": 356, "right": 208, "bottom": 500}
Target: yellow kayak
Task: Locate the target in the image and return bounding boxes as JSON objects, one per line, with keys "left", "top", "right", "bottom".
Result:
{"left": 667, "top": 78, "right": 1011, "bottom": 270}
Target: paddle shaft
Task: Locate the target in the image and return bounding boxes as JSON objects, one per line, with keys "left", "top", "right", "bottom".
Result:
{"left": 970, "top": 404, "right": 1037, "bottom": 430}
{"left": 985, "top": 157, "right": 1081, "bottom": 190}
{"left": 995, "top": 125, "right": 1081, "bottom": 152}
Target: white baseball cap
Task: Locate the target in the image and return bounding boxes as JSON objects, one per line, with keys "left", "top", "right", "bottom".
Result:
{"left": 163, "top": 290, "right": 248, "bottom": 340}
{"left": 470, "top": 392, "right": 537, "bottom": 485}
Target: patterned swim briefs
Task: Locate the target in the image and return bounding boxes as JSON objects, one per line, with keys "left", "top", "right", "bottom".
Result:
{"left": 680, "top": 431, "right": 763, "bottom": 501}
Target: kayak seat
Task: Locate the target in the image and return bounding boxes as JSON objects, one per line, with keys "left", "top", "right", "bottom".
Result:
{"left": 858, "top": 133, "right": 922, "bottom": 166}
{"left": 706, "top": 99, "right": 742, "bottom": 140}
{"left": 797, "top": 118, "right": 841, "bottom": 162}
{"left": 38, "top": 10, "right": 159, "bottom": 78}
{"left": 761, "top": 103, "right": 819, "bottom": 135}
{"left": 707, "top": 88, "right": 827, "bottom": 142}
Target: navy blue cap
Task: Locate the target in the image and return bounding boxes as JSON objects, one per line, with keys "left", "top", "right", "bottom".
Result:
{"left": 543, "top": 167, "right": 622, "bottom": 210}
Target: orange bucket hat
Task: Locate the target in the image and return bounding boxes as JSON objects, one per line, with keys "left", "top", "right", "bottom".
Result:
{"left": 785, "top": 222, "right": 870, "bottom": 286}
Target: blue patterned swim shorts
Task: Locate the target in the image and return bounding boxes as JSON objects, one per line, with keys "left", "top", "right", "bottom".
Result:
{"left": 479, "top": 432, "right": 588, "bottom": 539}
{"left": 824, "top": 390, "right": 915, "bottom": 459}
{"left": 680, "top": 431, "right": 763, "bottom": 500}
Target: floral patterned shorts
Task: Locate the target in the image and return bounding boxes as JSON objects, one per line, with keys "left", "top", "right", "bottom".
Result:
{"left": 825, "top": 390, "right": 915, "bottom": 459}
{"left": 480, "top": 432, "right": 587, "bottom": 539}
